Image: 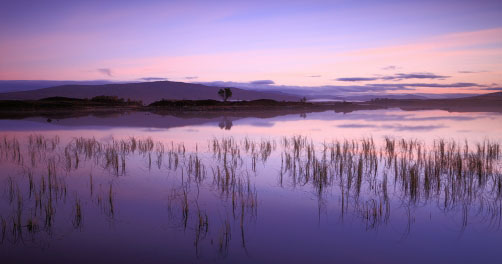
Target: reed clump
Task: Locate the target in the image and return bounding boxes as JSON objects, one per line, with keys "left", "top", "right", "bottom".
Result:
{"left": 0, "top": 133, "right": 500, "bottom": 249}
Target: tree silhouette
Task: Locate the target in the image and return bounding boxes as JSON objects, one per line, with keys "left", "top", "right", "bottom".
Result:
{"left": 218, "top": 88, "right": 233, "bottom": 102}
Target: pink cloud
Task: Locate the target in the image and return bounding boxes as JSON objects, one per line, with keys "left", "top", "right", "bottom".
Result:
{"left": 1, "top": 27, "right": 500, "bottom": 96}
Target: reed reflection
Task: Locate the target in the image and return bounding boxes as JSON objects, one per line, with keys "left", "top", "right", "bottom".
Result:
{"left": 0, "top": 134, "right": 500, "bottom": 258}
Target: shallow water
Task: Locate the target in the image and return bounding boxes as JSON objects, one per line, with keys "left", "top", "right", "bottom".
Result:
{"left": 0, "top": 108, "right": 501, "bottom": 264}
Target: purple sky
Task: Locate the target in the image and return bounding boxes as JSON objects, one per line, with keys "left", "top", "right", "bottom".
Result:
{"left": 0, "top": 0, "right": 501, "bottom": 94}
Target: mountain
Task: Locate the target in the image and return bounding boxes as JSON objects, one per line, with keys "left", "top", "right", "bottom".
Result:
{"left": 304, "top": 93, "right": 430, "bottom": 102}
{"left": 0, "top": 81, "right": 299, "bottom": 104}
{"left": 343, "top": 94, "right": 429, "bottom": 101}
{"left": 413, "top": 93, "right": 481, "bottom": 99}
{"left": 312, "top": 93, "right": 487, "bottom": 101}
{"left": 466, "top": 91, "right": 502, "bottom": 100}
{"left": 367, "top": 92, "right": 502, "bottom": 112}
{"left": 0, "top": 80, "right": 120, "bottom": 93}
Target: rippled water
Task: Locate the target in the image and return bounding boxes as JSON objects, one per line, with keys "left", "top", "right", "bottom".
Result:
{"left": 0, "top": 109, "right": 501, "bottom": 263}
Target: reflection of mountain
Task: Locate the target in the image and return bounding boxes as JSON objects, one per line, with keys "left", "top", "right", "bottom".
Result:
{"left": 0, "top": 81, "right": 299, "bottom": 104}
{"left": 0, "top": 108, "right": 345, "bottom": 130}
{"left": 0, "top": 93, "right": 499, "bottom": 132}
{"left": 0, "top": 105, "right": 495, "bottom": 132}
{"left": 368, "top": 92, "right": 502, "bottom": 113}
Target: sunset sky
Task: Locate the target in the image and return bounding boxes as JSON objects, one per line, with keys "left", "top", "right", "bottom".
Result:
{"left": 1, "top": 0, "right": 501, "bottom": 95}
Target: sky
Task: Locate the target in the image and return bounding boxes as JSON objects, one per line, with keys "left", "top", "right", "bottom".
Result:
{"left": 0, "top": 0, "right": 501, "bottom": 95}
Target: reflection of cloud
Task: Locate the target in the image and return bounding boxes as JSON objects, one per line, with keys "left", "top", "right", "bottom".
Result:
{"left": 97, "top": 68, "right": 112, "bottom": 77}
{"left": 141, "top": 128, "right": 168, "bottom": 132}
{"left": 250, "top": 80, "right": 274, "bottom": 85}
{"left": 140, "top": 77, "right": 168, "bottom": 81}
{"left": 337, "top": 124, "right": 377, "bottom": 128}
{"left": 381, "top": 124, "right": 446, "bottom": 131}
{"left": 249, "top": 121, "right": 275, "bottom": 127}
{"left": 325, "top": 110, "right": 481, "bottom": 124}
{"left": 337, "top": 122, "right": 446, "bottom": 131}
{"left": 406, "top": 116, "right": 476, "bottom": 121}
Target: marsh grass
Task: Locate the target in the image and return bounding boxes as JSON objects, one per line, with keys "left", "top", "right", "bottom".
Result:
{"left": 0, "top": 133, "right": 500, "bottom": 253}
{"left": 73, "top": 197, "right": 82, "bottom": 229}
{"left": 278, "top": 135, "right": 501, "bottom": 230}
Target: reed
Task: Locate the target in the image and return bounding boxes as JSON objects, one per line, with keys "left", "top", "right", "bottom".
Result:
{"left": 0, "top": 133, "right": 500, "bottom": 249}
{"left": 73, "top": 197, "right": 83, "bottom": 229}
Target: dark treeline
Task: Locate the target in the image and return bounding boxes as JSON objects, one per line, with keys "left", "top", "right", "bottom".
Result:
{"left": 0, "top": 96, "right": 143, "bottom": 110}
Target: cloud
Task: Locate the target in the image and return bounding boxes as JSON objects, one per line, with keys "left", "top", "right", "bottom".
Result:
{"left": 458, "top": 70, "right": 488, "bottom": 74}
{"left": 200, "top": 80, "right": 279, "bottom": 90}
{"left": 335, "top": 72, "right": 450, "bottom": 82}
{"left": 140, "top": 77, "right": 168, "bottom": 81}
{"left": 200, "top": 80, "right": 486, "bottom": 99}
{"left": 401, "top": 82, "right": 479, "bottom": 88}
{"left": 382, "top": 65, "right": 399, "bottom": 70}
{"left": 97, "top": 68, "right": 112, "bottom": 77}
{"left": 249, "top": 80, "right": 275, "bottom": 85}
{"left": 307, "top": 75, "right": 322, "bottom": 78}
{"left": 380, "top": 73, "right": 449, "bottom": 80}
{"left": 482, "top": 87, "right": 502, "bottom": 91}
{"left": 185, "top": 76, "right": 198, "bottom": 80}
{"left": 202, "top": 81, "right": 410, "bottom": 96}
{"left": 336, "top": 77, "right": 379, "bottom": 82}
{"left": 313, "top": 85, "right": 413, "bottom": 93}
{"left": 371, "top": 82, "right": 482, "bottom": 88}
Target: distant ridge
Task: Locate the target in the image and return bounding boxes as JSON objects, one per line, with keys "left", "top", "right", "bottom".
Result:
{"left": 367, "top": 91, "right": 502, "bottom": 112}
{"left": 0, "top": 81, "right": 299, "bottom": 104}
{"left": 0, "top": 80, "right": 119, "bottom": 92}
{"left": 344, "top": 94, "right": 429, "bottom": 101}
{"left": 467, "top": 91, "right": 502, "bottom": 100}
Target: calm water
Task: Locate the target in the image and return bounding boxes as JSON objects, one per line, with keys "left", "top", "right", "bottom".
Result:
{"left": 0, "top": 109, "right": 501, "bottom": 264}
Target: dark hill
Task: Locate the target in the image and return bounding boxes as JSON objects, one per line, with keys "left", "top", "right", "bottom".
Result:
{"left": 367, "top": 92, "right": 502, "bottom": 112}
{"left": 0, "top": 81, "right": 299, "bottom": 104}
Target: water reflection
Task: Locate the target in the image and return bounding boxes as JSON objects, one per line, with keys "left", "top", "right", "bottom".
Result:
{"left": 218, "top": 118, "right": 233, "bottom": 130}
{"left": 1, "top": 110, "right": 501, "bottom": 149}
{"left": 0, "top": 133, "right": 500, "bottom": 262}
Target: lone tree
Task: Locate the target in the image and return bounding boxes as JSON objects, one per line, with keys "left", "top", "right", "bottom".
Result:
{"left": 218, "top": 88, "right": 233, "bottom": 102}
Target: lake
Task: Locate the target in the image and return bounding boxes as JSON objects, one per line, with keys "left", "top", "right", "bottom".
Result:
{"left": 0, "top": 108, "right": 501, "bottom": 263}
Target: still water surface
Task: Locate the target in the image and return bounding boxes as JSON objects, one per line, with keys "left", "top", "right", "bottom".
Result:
{"left": 0, "top": 109, "right": 501, "bottom": 263}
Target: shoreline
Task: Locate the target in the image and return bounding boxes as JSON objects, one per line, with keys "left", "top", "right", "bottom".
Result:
{"left": 0, "top": 96, "right": 500, "bottom": 120}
